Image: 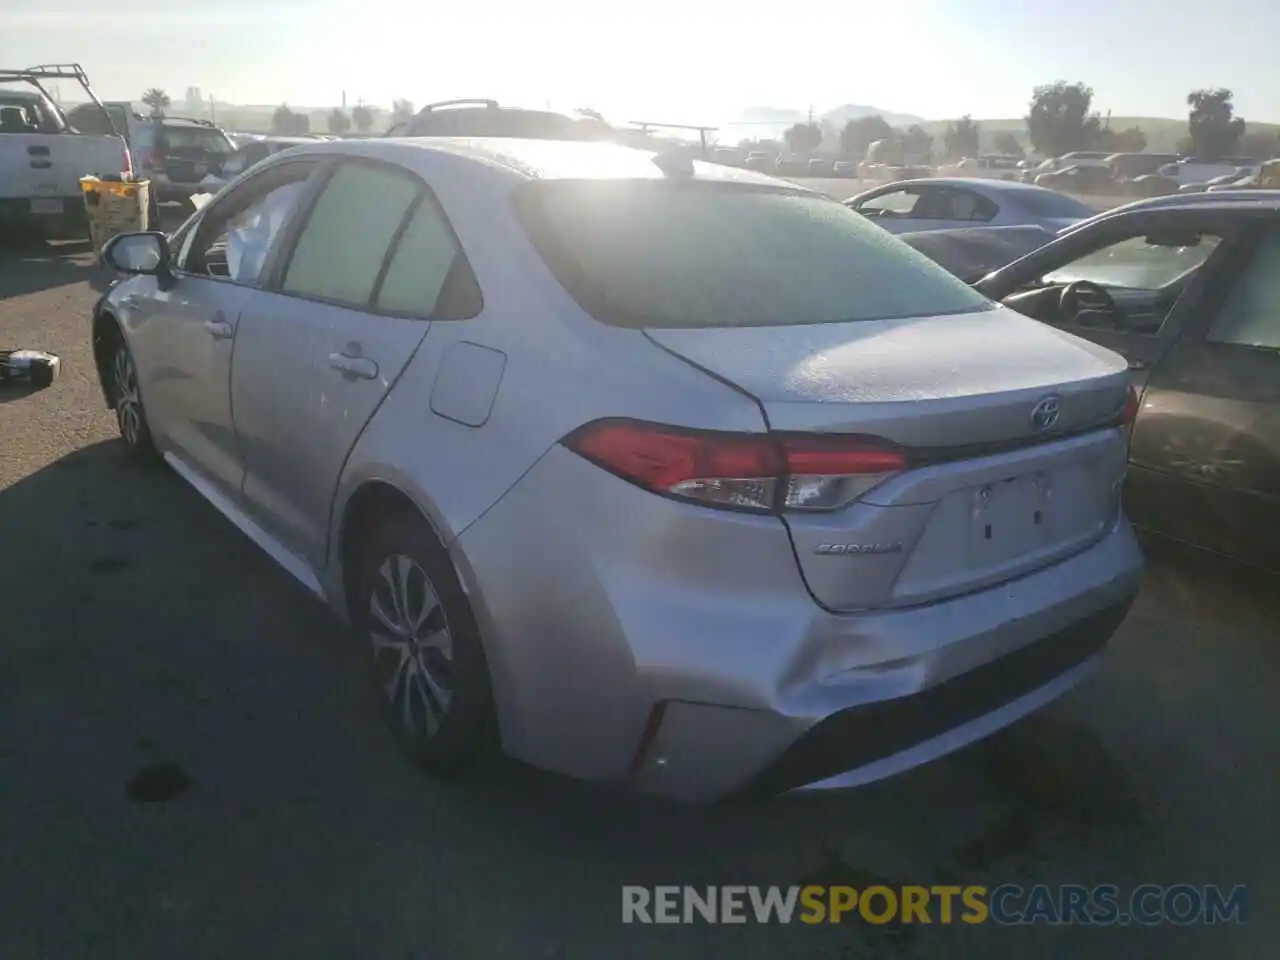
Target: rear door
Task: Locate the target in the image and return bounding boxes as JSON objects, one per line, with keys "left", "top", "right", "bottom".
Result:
{"left": 1126, "top": 220, "right": 1280, "bottom": 570}
{"left": 232, "top": 157, "right": 470, "bottom": 567}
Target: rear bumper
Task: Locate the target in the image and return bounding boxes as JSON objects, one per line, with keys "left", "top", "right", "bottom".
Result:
{"left": 455, "top": 446, "right": 1145, "bottom": 803}
{"left": 0, "top": 196, "right": 88, "bottom": 239}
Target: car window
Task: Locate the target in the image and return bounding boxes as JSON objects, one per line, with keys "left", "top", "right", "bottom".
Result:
{"left": 518, "top": 180, "right": 994, "bottom": 329}
{"left": 925, "top": 189, "right": 997, "bottom": 222}
{"left": 1043, "top": 233, "right": 1221, "bottom": 291}
{"left": 857, "top": 188, "right": 920, "bottom": 216}
{"left": 281, "top": 162, "right": 420, "bottom": 307}
{"left": 374, "top": 198, "right": 472, "bottom": 316}
{"left": 1207, "top": 230, "right": 1280, "bottom": 349}
{"left": 162, "top": 126, "right": 234, "bottom": 154}
{"left": 181, "top": 164, "right": 315, "bottom": 283}
{"left": 1016, "top": 190, "right": 1096, "bottom": 219}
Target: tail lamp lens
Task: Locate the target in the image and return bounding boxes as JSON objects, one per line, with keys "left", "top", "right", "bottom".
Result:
{"left": 563, "top": 419, "right": 906, "bottom": 513}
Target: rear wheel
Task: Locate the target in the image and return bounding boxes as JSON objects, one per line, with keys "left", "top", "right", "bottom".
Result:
{"left": 355, "top": 511, "right": 496, "bottom": 774}
{"left": 107, "top": 333, "right": 158, "bottom": 461}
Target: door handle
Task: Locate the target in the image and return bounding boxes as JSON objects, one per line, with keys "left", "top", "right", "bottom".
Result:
{"left": 203, "top": 319, "right": 234, "bottom": 339}
{"left": 328, "top": 352, "right": 379, "bottom": 379}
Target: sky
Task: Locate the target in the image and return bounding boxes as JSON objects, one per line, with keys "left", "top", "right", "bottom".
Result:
{"left": 4, "top": 0, "right": 1278, "bottom": 124}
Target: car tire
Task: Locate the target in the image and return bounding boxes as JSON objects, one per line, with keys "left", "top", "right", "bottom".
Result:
{"left": 106, "top": 332, "right": 158, "bottom": 461}
{"left": 355, "top": 510, "right": 497, "bottom": 775}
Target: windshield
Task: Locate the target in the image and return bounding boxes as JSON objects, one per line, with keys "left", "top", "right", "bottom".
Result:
{"left": 1044, "top": 233, "right": 1221, "bottom": 290}
{"left": 517, "top": 180, "right": 994, "bottom": 329}
{"left": 1016, "top": 190, "right": 1095, "bottom": 219}
{"left": 162, "top": 126, "right": 234, "bottom": 153}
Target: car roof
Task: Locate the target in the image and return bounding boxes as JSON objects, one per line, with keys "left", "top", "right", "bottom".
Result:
{"left": 854, "top": 177, "right": 1061, "bottom": 195}
{"left": 287, "top": 136, "right": 809, "bottom": 188}
{"left": 1104, "top": 190, "right": 1280, "bottom": 214}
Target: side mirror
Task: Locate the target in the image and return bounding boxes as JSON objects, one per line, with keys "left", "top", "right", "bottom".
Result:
{"left": 102, "top": 231, "right": 172, "bottom": 279}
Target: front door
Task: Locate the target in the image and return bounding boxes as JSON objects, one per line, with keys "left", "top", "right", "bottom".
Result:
{"left": 143, "top": 158, "right": 320, "bottom": 496}
{"left": 1127, "top": 223, "right": 1280, "bottom": 570}
{"left": 231, "top": 158, "right": 470, "bottom": 567}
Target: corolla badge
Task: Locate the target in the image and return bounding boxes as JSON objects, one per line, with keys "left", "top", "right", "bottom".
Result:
{"left": 1030, "top": 395, "right": 1061, "bottom": 432}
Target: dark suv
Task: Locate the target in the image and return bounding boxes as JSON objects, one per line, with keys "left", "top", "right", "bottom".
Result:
{"left": 134, "top": 117, "right": 236, "bottom": 205}
{"left": 387, "top": 99, "right": 608, "bottom": 140}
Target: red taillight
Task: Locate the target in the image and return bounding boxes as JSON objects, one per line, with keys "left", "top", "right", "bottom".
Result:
{"left": 563, "top": 419, "right": 906, "bottom": 512}
{"left": 1119, "top": 385, "right": 1139, "bottom": 427}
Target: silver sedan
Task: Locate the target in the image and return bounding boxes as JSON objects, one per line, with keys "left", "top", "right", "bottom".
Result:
{"left": 91, "top": 138, "right": 1142, "bottom": 802}
{"left": 845, "top": 177, "right": 1096, "bottom": 234}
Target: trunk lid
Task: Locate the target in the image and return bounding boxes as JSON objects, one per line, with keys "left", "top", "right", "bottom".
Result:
{"left": 645, "top": 307, "right": 1131, "bottom": 610}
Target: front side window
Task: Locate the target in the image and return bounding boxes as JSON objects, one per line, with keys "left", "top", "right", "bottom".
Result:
{"left": 1043, "top": 233, "right": 1221, "bottom": 291}
{"left": 1207, "top": 229, "right": 1280, "bottom": 349}
{"left": 519, "top": 180, "right": 994, "bottom": 329}
{"left": 181, "top": 165, "right": 314, "bottom": 282}
{"left": 281, "top": 162, "right": 419, "bottom": 307}
{"left": 857, "top": 188, "right": 920, "bottom": 216}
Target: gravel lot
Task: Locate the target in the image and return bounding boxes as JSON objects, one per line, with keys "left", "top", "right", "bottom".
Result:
{"left": 0, "top": 235, "right": 1275, "bottom": 959}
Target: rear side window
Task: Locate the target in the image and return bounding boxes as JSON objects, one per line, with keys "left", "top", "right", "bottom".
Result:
{"left": 162, "top": 126, "right": 234, "bottom": 154}
{"left": 518, "top": 181, "right": 994, "bottom": 329}
{"left": 375, "top": 200, "right": 472, "bottom": 316}
{"left": 1016, "top": 190, "right": 1095, "bottom": 219}
{"left": 282, "top": 162, "right": 419, "bottom": 307}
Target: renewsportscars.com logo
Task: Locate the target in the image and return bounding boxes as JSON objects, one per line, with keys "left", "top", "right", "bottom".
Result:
{"left": 622, "top": 884, "right": 1249, "bottom": 926}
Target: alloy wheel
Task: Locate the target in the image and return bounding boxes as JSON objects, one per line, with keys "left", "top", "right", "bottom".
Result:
{"left": 112, "top": 346, "right": 143, "bottom": 446}
{"left": 368, "top": 554, "right": 455, "bottom": 741}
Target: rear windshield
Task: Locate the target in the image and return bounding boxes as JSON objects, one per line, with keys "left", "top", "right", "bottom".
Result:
{"left": 162, "top": 126, "right": 234, "bottom": 153}
{"left": 516, "top": 180, "right": 994, "bottom": 329}
{"left": 1015, "top": 190, "right": 1095, "bottom": 219}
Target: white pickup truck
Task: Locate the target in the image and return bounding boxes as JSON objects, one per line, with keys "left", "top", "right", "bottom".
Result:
{"left": 0, "top": 64, "right": 133, "bottom": 241}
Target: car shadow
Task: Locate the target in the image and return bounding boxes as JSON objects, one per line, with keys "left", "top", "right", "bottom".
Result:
{"left": 0, "top": 243, "right": 114, "bottom": 299}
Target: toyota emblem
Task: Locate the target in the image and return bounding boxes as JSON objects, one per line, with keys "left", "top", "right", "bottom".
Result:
{"left": 1031, "top": 396, "right": 1061, "bottom": 432}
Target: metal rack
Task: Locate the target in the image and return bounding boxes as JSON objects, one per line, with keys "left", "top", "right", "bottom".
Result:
{"left": 0, "top": 63, "right": 121, "bottom": 137}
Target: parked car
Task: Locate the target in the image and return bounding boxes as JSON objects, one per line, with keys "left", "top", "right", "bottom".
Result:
{"left": 773, "top": 156, "right": 806, "bottom": 177}
{"left": 1124, "top": 174, "right": 1180, "bottom": 198}
{"left": 1035, "top": 164, "right": 1120, "bottom": 195}
{"left": 806, "top": 157, "right": 832, "bottom": 176}
{"left": 0, "top": 64, "right": 133, "bottom": 240}
{"left": 195, "top": 136, "right": 314, "bottom": 194}
{"left": 1107, "top": 152, "right": 1183, "bottom": 182}
{"left": 1022, "top": 151, "right": 1114, "bottom": 182}
{"left": 743, "top": 151, "right": 771, "bottom": 172}
{"left": 975, "top": 193, "right": 1280, "bottom": 572}
{"left": 1157, "top": 157, "right": 1261, "bottom": 188}
{"left": 832, "top": 160, "right": 855, "bottom": 177}
{"left": 845, "top": 178, "right": 1096, "bottom": 234}
{"left": 936, "top": 154, "right": 1024, "bottom": 181}
{"left": 387, "top": 98, "right": 604, "bottom": 141}
{"left": 1208, "top": 159, "right": 1280, "bottom": 191}
{"left": 64, "top": 104, "right": 238, "bottom": 207}
{"left": 90, "top": 138, "right": 1141, "bottom": 802}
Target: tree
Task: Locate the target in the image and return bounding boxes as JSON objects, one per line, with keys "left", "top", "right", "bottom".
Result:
{"left": 943, "top": 116, "right": 980, "bottom": 161}
{"left": 352, "top": 104, "right": 374, "bottom": 133}
{"left": 141, "top": 87, "right": 171, "bottom": 118}
{"left": 1106, "top": 125, "right": 1147, "bottom": 153}
{"left": 1186, "top": 88, "right": 1245, "bottom": 159}
{"left": 838, "top": 115, "right": 894, "bottom": 158}
{"left": 993, "top": 131, "right": 1024, "bottom": 157}
{"left": 390, "top": 98, "right": 416, "bottom": 126}
{"left": 1026, "top": 81, "right": 1105, "bottom": 157}
{"left": 901, "top": 124, "right": 934, "bottom": 162}
{"left": 271, "top": 104, "right": 309, "bottom": 135}
{"left": 327, "top": 108, "right": 351, "bottom": 134}
{"left": 783, "top": 122, "right": 822, "bottom": 154}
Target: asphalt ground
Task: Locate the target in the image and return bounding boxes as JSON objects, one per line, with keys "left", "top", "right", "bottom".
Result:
{"left": 0, "top": 222, "right": 1274, "bottom": 959}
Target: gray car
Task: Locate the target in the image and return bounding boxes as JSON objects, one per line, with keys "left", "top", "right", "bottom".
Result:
{"left": 846, "top": 177, "right": 1097, "bottom": 235}
{"left": 91, "top": 138, "right": 1143, "bottom": 802}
